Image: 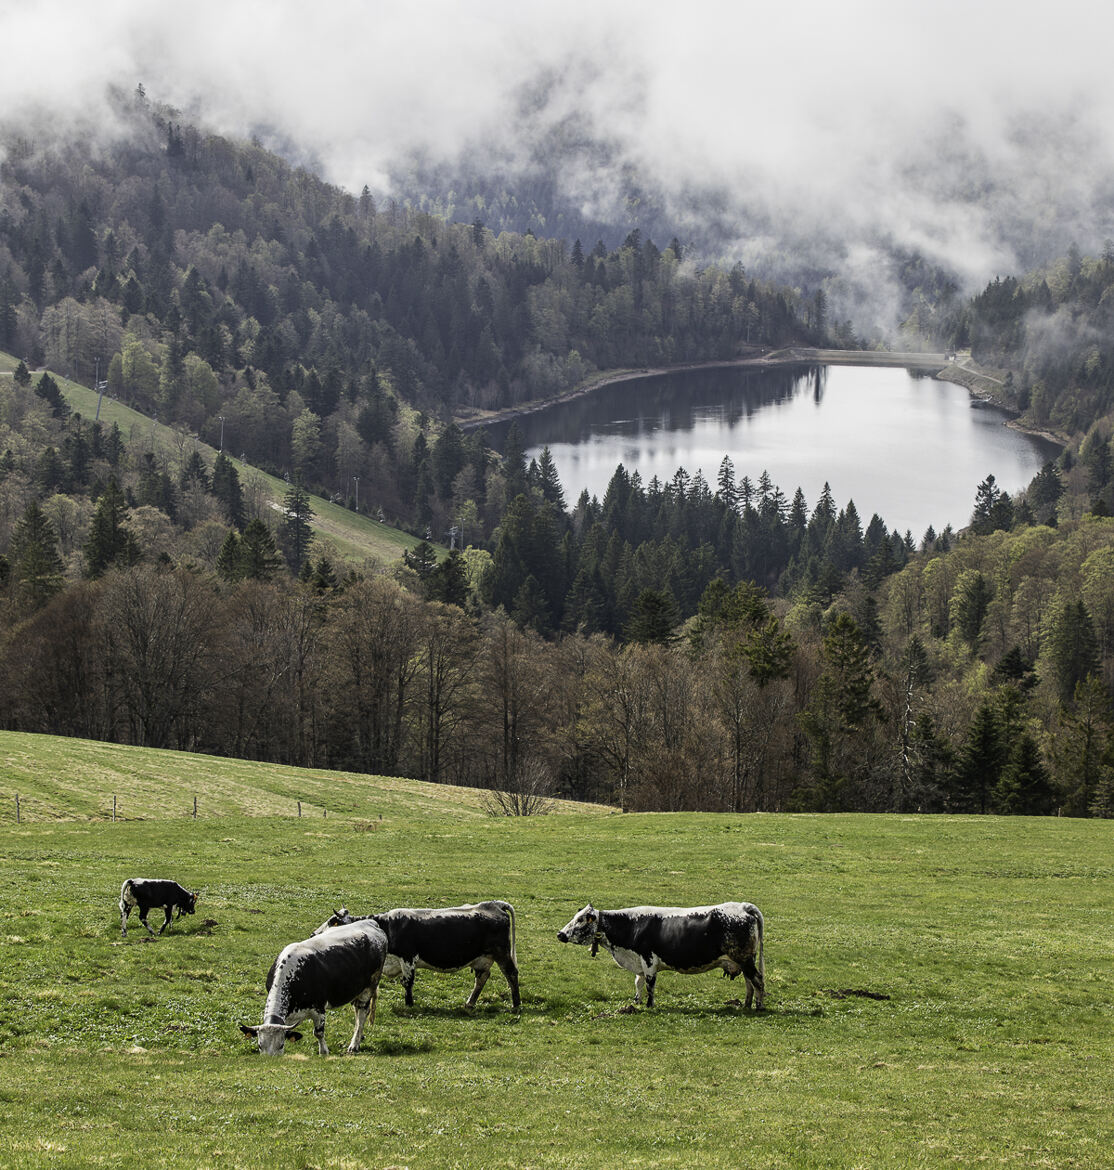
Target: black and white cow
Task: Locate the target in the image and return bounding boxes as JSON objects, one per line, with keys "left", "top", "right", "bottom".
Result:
{"left": 239, "top": 918, "right": 389, "bottom": 1056}
{"left": 314, "top": 901, "right": 520, "bottom": 1011}
{"left": 119, "top": 878, "right": 199, "bottom": 937}
{"left": 557, "top": 902, "right": 765, "bottom": 1009}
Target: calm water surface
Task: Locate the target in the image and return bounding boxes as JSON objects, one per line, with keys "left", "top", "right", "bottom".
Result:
{"left": 496, "top": 364, "right": 1059, "bottom": 538}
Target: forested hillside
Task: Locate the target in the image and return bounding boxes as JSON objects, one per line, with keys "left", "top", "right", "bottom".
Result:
{"left": 0, "top": 87, "right": 821, "bottom": 544}
{"left": 2, "top": 90, "right": 1114, "bottom": 817}
{"left": 912, "top": 243, "right": 1114, "bottom": 464}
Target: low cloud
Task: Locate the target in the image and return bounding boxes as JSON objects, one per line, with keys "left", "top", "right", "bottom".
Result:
{"left": 4, "top": 0, "right": 1114, "bottom": 330}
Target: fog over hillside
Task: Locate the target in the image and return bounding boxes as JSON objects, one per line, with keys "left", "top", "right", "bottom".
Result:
{"left": 3, "top": 0, "right": 1113, "bottom": 332}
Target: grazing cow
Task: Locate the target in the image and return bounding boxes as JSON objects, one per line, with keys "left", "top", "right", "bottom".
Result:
{"left": 315, "top": 901, "right": 520, "bottom": 1011}
{"left": 239, "top": 918, "right": 388, "bottom": 1056}
{"left": 119, "top": 878, "right": 199, "bottom": 937}
{"left": 557, "top": 902, "right": 765, "bottom": 1009}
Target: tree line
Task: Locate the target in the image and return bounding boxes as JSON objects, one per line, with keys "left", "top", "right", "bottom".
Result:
{"left": 2, "top": 509, "right": 1112, "bottom": 817}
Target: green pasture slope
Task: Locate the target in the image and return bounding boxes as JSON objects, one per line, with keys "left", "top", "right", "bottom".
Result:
{"left": 0, "top": 353, "right": 426, "bottom": 568}
{"left": 1, "top": 732, "right": 1112, "bottom": 1168}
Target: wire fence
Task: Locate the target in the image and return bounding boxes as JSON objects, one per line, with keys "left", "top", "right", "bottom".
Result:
{"left": 10, "top": 793, "right": 335, "bottom": 823}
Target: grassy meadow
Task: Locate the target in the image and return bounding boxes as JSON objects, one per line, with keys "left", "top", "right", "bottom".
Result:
{"left": 1, "top": 731, "right": 1112, "bottom": 1168}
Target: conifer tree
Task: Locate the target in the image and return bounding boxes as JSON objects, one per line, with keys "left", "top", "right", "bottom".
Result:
{"left": 84, "top": 478, "right": 140, "bottom": 577}
{"left": 240, "top": 518, "right": 282, "bottom": 581}
{"left": 9, "top": 500, "right": 64, "bottom": 611}
{"left": 992, "top": 730, "right": 1055, "bottom": 814}
{"left": 279, "top": 481, "right": 314, "bottom": 573}
{"left": 215, "top": 529, "right": 243, "bottom": 583}
{"left": 625, "top": 588, "right": 680, "bottom": 644}
{"left": 211, "top": 451, "right": 245, "bottom": 528}
{"left": 427, "top": 548, "right": 468, "bottom": 608}
{"left": 952, "top": 700, "right": 1004, "bottom": 813}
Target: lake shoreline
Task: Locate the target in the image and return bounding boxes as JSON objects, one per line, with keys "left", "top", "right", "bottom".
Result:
{"left": 455, "top": 347, "right": 951, "bottom": 433}
{"left": 455, "top": 347, "right": 1068, "bottom": 453}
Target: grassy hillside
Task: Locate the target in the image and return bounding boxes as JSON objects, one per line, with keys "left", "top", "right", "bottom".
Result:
{"left": 0, "top": 733, "right": 1111, "bottom": 1167}
{"left": 0, "top": 731, "right": 604, "bottom": 822}
{"left": 1, "top": 352, "right": 429, "bottom": 569}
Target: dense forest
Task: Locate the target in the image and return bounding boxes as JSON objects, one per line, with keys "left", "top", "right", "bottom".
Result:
{"left": 0, "top": 87, "right": 828, "bottom": 542}
{"left": 2, "top": 90, "right": 1114, "bottom": 817}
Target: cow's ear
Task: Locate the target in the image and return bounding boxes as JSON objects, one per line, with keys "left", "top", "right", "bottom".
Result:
{"left": 285, "top": 1028, "right": 303, "bottom": 1041}
{"left": 239, "top": 1024, "right": 259, "bottom": 1038}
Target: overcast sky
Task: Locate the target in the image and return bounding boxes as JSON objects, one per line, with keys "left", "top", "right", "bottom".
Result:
{"left": 4, "top": 0, "right": 1113, "bottom": 315}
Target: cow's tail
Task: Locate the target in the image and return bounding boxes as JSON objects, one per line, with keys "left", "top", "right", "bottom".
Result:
{"left": 501, "top": 900, "right": 517, "bottom": 966}
{"left": 120, "top": 879, "right": 134, "bottom": 906}
{"left": 755, "top": 906, "right": 765, "bottom": 985}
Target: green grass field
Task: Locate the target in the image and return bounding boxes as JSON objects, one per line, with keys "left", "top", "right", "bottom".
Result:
{"left": 1, "top": 731, "right": 1112, "bottom": 1168}
{"left": 0, "top": 353, "right": 428, "bottom": 569}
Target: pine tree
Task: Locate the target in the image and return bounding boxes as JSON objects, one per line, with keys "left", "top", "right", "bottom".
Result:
{"left": 427, "top": 549, "right": 468, "bottom": 608}
{"left": 971, "top": 474, "right": 1001, "bottom": 534}
{"left": 216, "top": 529, "right": 244, "bottom": 583}
{"left": 84, "top": 479, "right": 140, "bottom": 577}
{"left": 952, "top": 700, "right": 1004, "bottom": 813}
{"left": 34, "top": 372, "right": 70, "bottom": 420}
{"left": 625, "top": 589, "right": 680, "bottom": 644}
{"left": 240, "top": 518, "right": 282, "bottom": 581}
{"left": 404, "top": 540, "right": 439, "bottom": 582}
{"left": 992, "top": 731, "right": 1055, "bottom": 814}
{"left": 502, "top": 422, "right": 528, "bottom": 500}
{"left": 534, "top": 446, "right": 566, "bottom": 509}
{"left": 279, "top": 481, "right": 314, "bottom": 573}
{"left": 9, "top": 500, "right": 64, "bottom": 611}
{"left": 211, "top": 451, "right": 245, "bottom": 528}
{"left": 1044, "top": 598, "right": 1100, "bottom": 704}
{"left": 312, "top": 555, "right": 339, "bottom": 593}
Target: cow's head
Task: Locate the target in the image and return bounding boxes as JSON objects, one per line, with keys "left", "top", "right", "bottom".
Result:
{"left": 239, "top": 1022, "right": 303, "bottom": 1056}
{"left": 312, "top": 906, "right": 352, "bottom": 936}
{"left": 557, "top": 905, "right": 599, "bottom": 946}
{"left": 178, "top": 891, "right": 199, "bottom": 919}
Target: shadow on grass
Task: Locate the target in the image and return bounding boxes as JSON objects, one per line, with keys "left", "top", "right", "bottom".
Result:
{"left": 384, "top": 1002, "right": 521, "bottom": 1021}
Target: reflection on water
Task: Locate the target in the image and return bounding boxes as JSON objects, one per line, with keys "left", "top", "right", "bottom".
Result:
{"left": 484, "top": 364, "right": 1059, "bottom": 538}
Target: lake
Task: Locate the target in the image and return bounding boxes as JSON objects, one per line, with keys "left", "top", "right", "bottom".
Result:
{"left": 491, "top": 364, "right": 1060, "bottom": 538}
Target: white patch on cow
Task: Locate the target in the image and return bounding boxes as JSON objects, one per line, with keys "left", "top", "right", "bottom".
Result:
{"left": 603, "top": 944, "right": 645, "bottom": 977}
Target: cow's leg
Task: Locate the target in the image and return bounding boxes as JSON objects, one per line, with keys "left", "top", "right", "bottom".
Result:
{"left": 741, "top": 956, "right": 764, "bottom": 1010}
{"left": 645, "top": 971, "right": 658, "bottom": 1008}
{"left": 633, "top": 973, "right": 645, "bottom": 1004}
{"left": 138, "top": 907, "right": 157, "bottom": 936}
{"left": 158, "top": 906, "right": 173, "bottom": 935}
{"left": 309, "top": 1009, "right": 328, "bottom": 1055}
{"left": 497, "top": 956, "right": 521, "bottom": 1012}
{"left": 465, "top": 959, "right": 493, "bottom": 1009}
{"left": 400, "top": 961, "right": 417, "bottom": 1007}
{"left": 348, "top": 991, "right": 372, "bottom": 1054}
{"left": 120, "top": 899, "right": 131, "bottom": 936}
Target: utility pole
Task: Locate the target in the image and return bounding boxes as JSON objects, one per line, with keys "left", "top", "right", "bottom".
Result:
{"left": 218, "top": 415, "right": 225, "bottom": 453}
{"left": 94, "top": 356, "right": 108, "bottom": 421}
{"left": 353, "top": 475, "right": 360, "bottom": 512}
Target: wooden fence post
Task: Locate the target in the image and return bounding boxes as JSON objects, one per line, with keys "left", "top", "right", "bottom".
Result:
{"left": 193, "top": 796, "right": 198, "bottom": 819}
{"left": 298, "top": 801, "right": 302, "bottom": 818}
{"left": 112, "top": 795, "right": 116, "bottom": 823}
{"left": 15, "top": 794, "right": 19, "bottom": 824}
